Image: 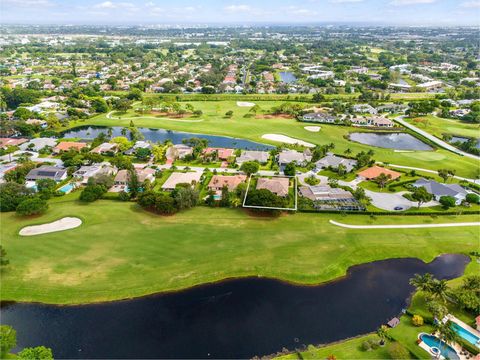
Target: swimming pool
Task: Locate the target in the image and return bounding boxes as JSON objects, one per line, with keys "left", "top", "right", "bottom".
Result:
{"left": 58, "top": 183, "right": 74, "bottom": 194}
{"left": 451, "top": 322, "right": 480, "bottom": 348}
{"left": 419, "top": 333, "right": 460, "bottom": 360}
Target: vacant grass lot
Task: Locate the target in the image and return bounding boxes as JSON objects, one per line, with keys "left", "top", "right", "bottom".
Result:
{"left": 1, "top": 194, "right": 479, "bottom": 304}
{"left": 67, "top": 101, "right": 479, "bottom": 178}
{"left": 405, "top": 115, "right": 480, "bottom": 140}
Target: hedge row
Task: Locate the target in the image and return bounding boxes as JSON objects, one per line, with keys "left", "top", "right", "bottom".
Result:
{"left": 298, "top": 209, "right": 480, "bottom": 216}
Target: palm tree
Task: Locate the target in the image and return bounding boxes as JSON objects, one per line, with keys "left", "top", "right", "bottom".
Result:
{"left": 344, "top": 148, "right": 352, "bottom": 156}
{"left": 430, "top": 279, "right": 449, "bottom": 303}
{"left": 409, "top": 273, "right": 434, "bottom": 293}
{"left": 434, "top": 321, "right": 457, "bottom": 359}
{"left": 377, "top": 325, "right": 388, "bottom": 346}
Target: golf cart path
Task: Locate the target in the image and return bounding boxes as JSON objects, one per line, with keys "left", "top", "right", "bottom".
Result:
{"left": 379, "top": 162, "right": 479, "bottom": 184}
{"left": 329, "top": 220, "right": 480, "bottom": 229}
{"left": 394, "top": 116, "right": 480, "bottom": 160}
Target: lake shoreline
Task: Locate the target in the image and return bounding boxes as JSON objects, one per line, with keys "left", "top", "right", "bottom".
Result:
{"left": 0, "top": 253, "right": 470, "bottom": 307}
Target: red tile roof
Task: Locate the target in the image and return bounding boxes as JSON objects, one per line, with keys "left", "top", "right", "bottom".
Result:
{"left": 357, "top": 166, "right": 401, "bottom": 180}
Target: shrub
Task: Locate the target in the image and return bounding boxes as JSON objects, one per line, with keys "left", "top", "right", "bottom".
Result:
{"left": 0, "top": 182, "right": 33, "bottom": 212}
{"left": 16, "top": 197, "right": 48, "bottom": 216}
{"left": 361, "top": 340, "right": 372, "bottom": 351}
{"left": 439, "top": 195, "right": 456, "bottom": 209}
{"left": 387, "top": 342, "right": 410, "bottom": 359}
{"left": 18, "top": 346, "right": 53, "bottom": 360}
{"left": 412, "top": 314, "right": 424, "bottom": 326}
{"left": 79, "top": 184, "right": 106, "bottom": 202}
{"left": 466, "top": 193, "right": 480, "bottom": 204}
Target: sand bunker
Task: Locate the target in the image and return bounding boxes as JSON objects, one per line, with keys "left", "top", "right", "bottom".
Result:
{"left": 236, "top": 101, "right": 255, "bottom": 107}
{"left": 19, "top": 217, "right": 82, "bottom": 236}
{"left": 261, "top": 134, "right": 315, "bottom": 148}
{"left": 304, "top": 126, "right": 321, "bottom": 132}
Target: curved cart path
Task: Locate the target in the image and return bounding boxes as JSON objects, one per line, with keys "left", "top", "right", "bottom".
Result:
{"left": 329, "top": 220, "right": 480, "bottom": 229}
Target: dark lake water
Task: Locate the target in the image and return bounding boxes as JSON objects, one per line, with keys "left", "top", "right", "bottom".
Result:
{"left": 279, "top": 71, "right": 297, "bottom": 84}
{"left": 451, "top": 136, "right": 480, "bottom": 149}
{"left": 61, "top": 126, "right": 274, "bottom": 150}
{"left": 0, "top": 254, "right": 469, "bottom": 359}
{"left": 349, "top": 132, "right": 433, "bottom": 150}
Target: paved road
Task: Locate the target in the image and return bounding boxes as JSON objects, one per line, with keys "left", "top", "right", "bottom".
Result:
{"left": 329, "top": 220, "right": 480, "bottom": 229}
{"left": 394, "top": 116, "right": 480, "bottom": 160}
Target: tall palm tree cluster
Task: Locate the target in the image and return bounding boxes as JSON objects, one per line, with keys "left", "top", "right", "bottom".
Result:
{"left": 409, "top": 273, "right": 458, "bottom": 355}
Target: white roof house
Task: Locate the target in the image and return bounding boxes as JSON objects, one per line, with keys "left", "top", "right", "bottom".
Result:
{"left": 161, "top": 171, "right": 202, "bottom": 191}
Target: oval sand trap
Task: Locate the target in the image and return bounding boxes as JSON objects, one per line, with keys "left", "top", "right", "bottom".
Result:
{"left": 304, "top": 126, "right": 321, "bottom": 132}
{"left": 261, "top": 134, "right": 315, "bottom": 148}
{"left": 19, "top": 217, "right": 82, "bottom": 236}
{"left": 236, "top": 101, "right": 255, "bottom": 107}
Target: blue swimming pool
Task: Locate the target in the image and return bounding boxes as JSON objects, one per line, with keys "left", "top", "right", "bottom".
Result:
{"left": 419, "top": 333, "right": 460, "bottom": 360}
{"left": 451, "top": 322, "right": 480, "bottom": 348}
{"left": 58, "top": 183, "right": 74, "bottom": 194}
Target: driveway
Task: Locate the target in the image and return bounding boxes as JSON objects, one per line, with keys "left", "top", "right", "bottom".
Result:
{"left": 365, "top": 189, "right": 438, "bottom": 211}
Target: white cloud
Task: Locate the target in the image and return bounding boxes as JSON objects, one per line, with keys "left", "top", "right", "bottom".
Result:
{"left": 93, "top": 1, "right": 137, "bottom": 10}
{"left": 460, "top": 0, "right": 480, "bottom": 7}
{"left": 223, "top": 4, "right": 252, "bottom": 13}
{"left": 329, "top": 0, "right": 363, "bottom": 3}
{"left": 2, "top": 0, "right": 51, "bottom": 6}
{"left": 390, "top": 0, "right": 436, "bottom": 5}
{"left": 283, "top": 6, "right": 318, "bottom": 16}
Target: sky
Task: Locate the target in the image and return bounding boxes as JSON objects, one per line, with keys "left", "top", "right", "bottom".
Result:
{"left": 1, "top": 0, "right": 479, "bottom": 26}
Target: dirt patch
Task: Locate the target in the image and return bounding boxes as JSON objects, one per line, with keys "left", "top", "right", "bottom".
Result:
{"left": 148, "top": 111, "right": 191, "bottom": 118}
{"left": 256, "top": 114, "right": 293, "bottom": 119}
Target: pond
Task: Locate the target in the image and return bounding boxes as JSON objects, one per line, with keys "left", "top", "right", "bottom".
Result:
{"left": 0, "top": 254, "right": 468, "bottom": 359}
{"left": 61, "top": 126, "right": 274, "bottom": 150}
{"left": 279, "top": 71, "right": 297, "bottom": 84}
{"left": 451, "top": 136, "right": 480, "bottom": 149}
{"left": 349, "top": 132, "right": 433, "bottom": 150}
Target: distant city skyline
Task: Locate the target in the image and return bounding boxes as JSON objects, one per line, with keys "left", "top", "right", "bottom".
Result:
{"left": 1, "top": 0, "right": 479, "bottom": 26}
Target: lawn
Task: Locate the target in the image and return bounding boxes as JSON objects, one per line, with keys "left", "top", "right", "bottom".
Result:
{"left": 1, "top": 194, "right": 479, "bottom": 304}
{"left": 404, "top": 116, "right": 480, "bottom": 140}
{"left": 277, "top": 335, "right": 392, "bottom": 360}
{"left": 66, "top": 100, "right": 479, "bottom": 178}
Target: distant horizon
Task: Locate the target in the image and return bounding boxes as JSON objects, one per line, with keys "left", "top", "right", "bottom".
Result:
{"left": 1, "top": 0, "right": 479, "bottom": 27}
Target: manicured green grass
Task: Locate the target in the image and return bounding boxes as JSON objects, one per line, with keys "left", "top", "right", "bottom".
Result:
{"left": 66, "top": 100, "right": 479, "bottom": 178}
{"left": 1, "top": 194, "right": 479, "bottom": 304}
{"left": 277, "top": 335, "right": 392, "bottom": 360}
{"left": 405, "top": 116, "right": 480, "bottom": 140}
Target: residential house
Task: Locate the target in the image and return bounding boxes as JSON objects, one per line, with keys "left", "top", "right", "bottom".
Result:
{"left": 357, "top": 166, "right": 401, "bottom": 181}
{"left": 114, "top": 168, "right": 155, "bottom": 186}
{"left": 256, "top": 177, "right": 290, "bottom": 197}
{"left": 124, "top": 141, "right": 152, "bottom": 156}
{"left": 299, "top": 185, "right": 354, "bottom": 201}
{"left": 278, "top": 150, "right": 312, "bottom": 167}
{"left": 412, "top": 178, "right": 468, "bottom": 205}
{"left": 208, "top": 175, "right": 247, "bottom": 192}
{"left": 19, "top": 138, "right": 57, "bottom": 151}
{"left": 202, "top": 147, "right": 235, "bottom": 161}
{"left": 314, "top": 154, "right": 357, "bottom": 172}
{"left": 91, "top": 143, "right": 118, "bottom": 154}
{"left": 301, "top": 112, "right": 336, "bottom": 123}
{"left": 0, "top": 138, "right": 28, "bottom": 149}
{"left": 73, "top": 163, "right": 117, "bottom": 184}
{"left": 165, "top": 144, "right": 193, "bottom": 162}
{"left": 25, "top": 165, "right": 67, "bottom": 182}
{"left": 417, "top": 81, "right": 443, "bottom": 92}
{"left": 53, "top": 141, "right": 87, "bottom": 154}
{"left": 353, "top": 104, "right": 378, "bottom": 115}
{"left": 161, "top": 171, "right": 202, "bottom": 191}
{"left": 236, "top": 150, "right": 269, "bottom": 165}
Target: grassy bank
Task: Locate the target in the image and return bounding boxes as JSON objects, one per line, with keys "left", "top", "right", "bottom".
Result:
{"left": 66, "top": 100, "right": 479, "bottom": 178}
{"left": 1, "top": 194, "right": 478, "bottom": 304}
